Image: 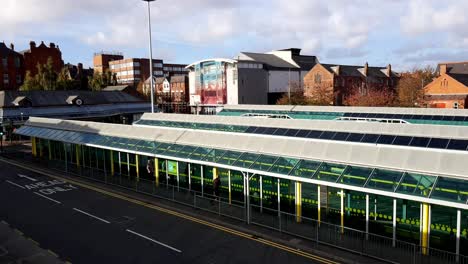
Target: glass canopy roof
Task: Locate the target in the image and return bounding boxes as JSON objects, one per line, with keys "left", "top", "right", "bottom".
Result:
{"left": 134, "top": 119, "right": 468, "bottom": 152}
{"left": 17, "top": 125, "right": 468, "bottom": 205}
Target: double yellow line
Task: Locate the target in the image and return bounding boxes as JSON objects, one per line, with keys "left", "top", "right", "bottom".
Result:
{"left": 0, "top": 158, "right": 339, "bottom": 264}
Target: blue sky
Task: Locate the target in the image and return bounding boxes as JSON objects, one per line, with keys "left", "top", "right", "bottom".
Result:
{"left": 2, "top": 0, "right": 468, "bottom": 71}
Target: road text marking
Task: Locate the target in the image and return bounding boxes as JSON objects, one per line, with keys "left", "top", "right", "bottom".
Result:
{"left": 6, "top": 180, "right": 26, "bottom": 189}
{"left": 18, "top": 174, "right": 37, "bottom": 182}
{"left": 34, "top": 192, "right": 62, "bottom": 204}
{"left": 73, "top": 208, "right": 110, "bottom": 224}
{"left": 126, "top": 229, "right": 182, "bottom": 253}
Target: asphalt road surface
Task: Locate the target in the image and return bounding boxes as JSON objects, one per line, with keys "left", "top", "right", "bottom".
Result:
{"left": 0, "top": 159, "right": 336, "bottom": 264}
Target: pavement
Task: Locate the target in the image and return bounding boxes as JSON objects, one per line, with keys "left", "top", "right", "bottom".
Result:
{"left": 0, "top": 158, "right": 345, "bottom": 264}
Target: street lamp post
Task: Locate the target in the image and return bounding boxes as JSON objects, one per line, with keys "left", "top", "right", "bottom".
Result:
{"left": 143, "top": 0, "right": 156, "bottom": 113}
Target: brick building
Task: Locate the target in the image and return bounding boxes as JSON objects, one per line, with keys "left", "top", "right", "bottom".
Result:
{"left": 304, "top": 62, "right": 399, "bottom": 105}
{"left": 145, "top": 75, "right": 189, "bottom": 103}
{"left": 163, "top": 63, "right": 189, "bottom": 77}
{"left": 109, "top": 58, "right": 164, "bottom": 85}
{"left": 423, "top": 62, "right": 468, "bottom": 109}
{"left": 93, "top": 52, "right": 124, "bottom": 74}
{"left": 22, "top": 41, "right": 64, "bottom": 75}
{"left": 0, "top": 42, "right": 25, "bottom": 90}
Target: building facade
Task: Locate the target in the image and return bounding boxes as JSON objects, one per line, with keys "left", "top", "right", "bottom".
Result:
{"left": 93, "top": 52, "right": 124, "bottom": 74}
{"left": 304, "top": 63, "right": 399, "bottom": 106}
{"left": 186, "top": 49, "right": 319, "bottom": 107}
{"left": 424, "top": 62, "right": 468, "bottom": 109}
{"left": 0, "top": 42, "right": 25, "bottom": 90}
{"left": 163, "top": 63, "right": 189, "bottom": 77}
{"left": 22, "top": 41, "right": 64, "bottom": 76}
{"left": 109, "top": 58, "right": 164, "bottom": 85}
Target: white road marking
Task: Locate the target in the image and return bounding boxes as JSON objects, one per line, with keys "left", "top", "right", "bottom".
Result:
{"left": 6, "top": 180, "right": 25, "bottom": 189}
{"left": 126, "top": 229, "right": 182, "bottom": 253}
{"left": 33, "top": 192, "right": 62, "bottom": 204}
{"left": 18, "top": 174, "right": 37, "bottom": 182}
{"left": 73, "top": 208, "right": 110, "bottom": 224}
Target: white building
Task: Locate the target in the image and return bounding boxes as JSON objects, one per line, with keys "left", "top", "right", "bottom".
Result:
{"left": 186, "top": 48, "right": 319, "bottom": 106}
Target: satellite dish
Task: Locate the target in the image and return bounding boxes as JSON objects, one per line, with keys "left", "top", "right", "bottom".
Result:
{"left": 75, "top": 99, "right": 83, "bottom": 106}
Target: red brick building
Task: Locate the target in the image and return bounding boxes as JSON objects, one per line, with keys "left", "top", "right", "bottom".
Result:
{"left": 93, "top": 52, "right": 124, "bottom": 74}
{"left": 304, "top": 62, "right": 399, "bottom": 105}
{"left": 22, "top": 41, "right": 64, "bottom": 75}
{"left": 0, "top": 42, "right": 25, "bottom": 90}
{"left": 424, "top": 62, "right": 468, "bottom": 109}
{"left": 109, "top": 58, "right": 164, "bottom": 85}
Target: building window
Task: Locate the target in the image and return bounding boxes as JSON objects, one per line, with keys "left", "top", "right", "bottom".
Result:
{"left": 16, "top": 74, "right": 21, "bottom": 84}
{"left": 14, "top": 57, "right": 20, "bottom": 68}
{"left": 2, "top": 57, "right": 7, "bottom": 68}
{"left": 314, "top": 73, "right": 322, "bottom": 84}
{"left": 153, "top": 63, "right": 163, "bottom": 68}
{"left": 3, "top": 74, "right": 9, "bottom": 84}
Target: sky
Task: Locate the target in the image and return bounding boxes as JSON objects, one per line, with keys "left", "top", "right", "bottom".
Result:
{"left": 2, "top": 0, "right": 468, "bottom": 71}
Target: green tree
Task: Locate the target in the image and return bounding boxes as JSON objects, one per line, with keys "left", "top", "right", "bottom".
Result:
{"left": 88, "top": 69, "right": 116, "bottom": 91}
{"left": 56, "top": 67, "right": 76, "bottom": 90}
{"left": 35, "top": 57, "right": 57, "bottom": 90}
{"left": 19, "top": 71, "right": 42, "bottom": 91}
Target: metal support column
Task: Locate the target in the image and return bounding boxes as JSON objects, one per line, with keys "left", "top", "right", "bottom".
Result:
{"left": 127, "top": 153, "right": 130, "bottom": 176}
{"left": 456, "top": 209, "right": 461, "bottom": 261}
{"left": 340, "top": 189, "right": 344, "bottom": 234}
{"left": 135, "top": 155, "right": 139, "bottom": 181}
{"left": 245, "top": 172, "right": 250, "bottom": 224}
{"left": 393, "top": 199, "right": 397, "bottom": 247}
{"left": 318, "top": 185, "right": 321, "bottom": 226}
{"left": 296, "top": 182, "right": 302, "bottom": 223}
{"left": 259, "top": 175, "right": 263, "bottom": 213}
{"left": 366, "top": 194, "right": 369, "bottom": 239}
{"left": 154, "top": 158, "right": 159, "bottom": 187}
{"left": 176, "top": 161, "right": 180, "bottom": 190}
{"left": 110, "top": 150, "right": 114, "bottom": 176}
{"left": 48, "top": 140, "right": 52, "bottom": 160}
{"left": 188, "top": 163, "right": 191, "bottom": 191}
{"left": 75, "top": 145, "right": 80, "bottom": 166}
{"left": 277, "top": 179, "right": 281, "bottom": 217}
{"left": 165, "top": 160, "right": 169, "bottom": 187}
{"left": 421, "top": 203, "right": 430, "bottom": 255}
{"left": 201, "top": 165, "right": 204, "bottom": 196}
{"left": 228, "top": 170, "right": 231, "bottom": 204}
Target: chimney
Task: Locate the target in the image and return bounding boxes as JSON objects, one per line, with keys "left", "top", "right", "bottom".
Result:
{"left": 30, "top": 41, "right": 36, "bottom": 49}
{"left": 77, "top": 63, "right": 83, "bottom": 75}
{"left": 439, "top": 64, "right": 447, "bottom": 75}
{"left": 364, "top": 62, "right": 369, "bottom": 76}
{"left": 50, "top": 42, "right": 56, "bottom": 48}
{"left": 387, "top": 64, "right": 392, "bottom": 77}
{"left": 10, "top": 43, "right": 14, "bottom": 51}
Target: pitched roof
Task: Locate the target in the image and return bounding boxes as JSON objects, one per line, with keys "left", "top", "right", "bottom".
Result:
{"left": 449, "top": 73, "right": 468, "bottom": 86}
{"left": 240, "top": 52, "right": 298, "bottom": 68}
{"left": 291, "top": 55, "right": 318, "bottom": 71}
{"left": 0, "top": 42, "right": 21, "bottom": 57}
{"left": 319, "top": 63, "right": 398, "bottom": 78}
{"left": 0, "top": 90, "right": 143, "bottom": 108}
{"left": 440, "top": 62, "right": 468, "bottom": 74}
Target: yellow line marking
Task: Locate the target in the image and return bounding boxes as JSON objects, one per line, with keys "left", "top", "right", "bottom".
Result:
{"left": 0, "top": 158, "right": 339, "bottom": 264}
{"left": 48, "top": 249, "right": 59, "bottom": 257}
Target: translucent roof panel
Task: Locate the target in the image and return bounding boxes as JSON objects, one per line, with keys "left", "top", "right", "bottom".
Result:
{"left": 232, "top": 152, "right": 260, "bottom": 169}
{"left": 201, "top": 148, "right": 224, "bottom": 162}
{"left": 216, "top": 150, "right": 243, "bottom": 165}
{"left": 163, "top": 144, "right": 185, "bottom": 157}
{"left": 290, "top": 159, "right": 321, "bottom": 178}
{"left": 366, "top": 169, "right": 404, "bottom": 191}
{"left": 135, "top": 140, "right": 160, "bottom": 153}
{"left": 430, "top": 177, "right": 468, "bottom": 204}
{"left": 313, "top": 162, "right": 346, "bottom": 182}
{"left": 170, "top": 145, "right": 198, "bottom": 159}
{"left": 269, "top": 157, "right": 300, "bottom": 175}
{"left": 189, "top": 147, "right": 213, "bottom": 160}
{"left": 395, "top": 172, "right": 437, "bottom": 197}
{"left": 153, "top": 142, "right": 173, "bottom": 155}
{"left": 250, "top": 154, "right": 279, "bottom": 172}
{"left": 338, "top": 166, "right": 373, "bottom": 186}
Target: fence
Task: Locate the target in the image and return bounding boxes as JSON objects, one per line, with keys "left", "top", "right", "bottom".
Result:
{"left": 8, "top": 155, "right": 468, "bottom": 264}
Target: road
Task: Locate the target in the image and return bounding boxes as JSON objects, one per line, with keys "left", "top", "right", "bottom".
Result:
{"left": 0, "top": 159, "right": 337, "bottom": 264}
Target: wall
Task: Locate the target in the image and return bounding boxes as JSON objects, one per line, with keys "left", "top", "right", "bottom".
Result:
{"left": 23, "top": 42, "right": 63, "bottom": 76}
{"left": 0, "top": 50, "right": 24, "bottom": 90}
{"left": 425, "top": 74, "right": 468, "bottom": 95}
{"left": 238, "top": 68, "right": 268, "bottom": 104}
{"left": 268, "top": 70, "right": 302, "bottom": 93}
{"left": 226, "top": 64, "right": 239, "bottom": 105}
